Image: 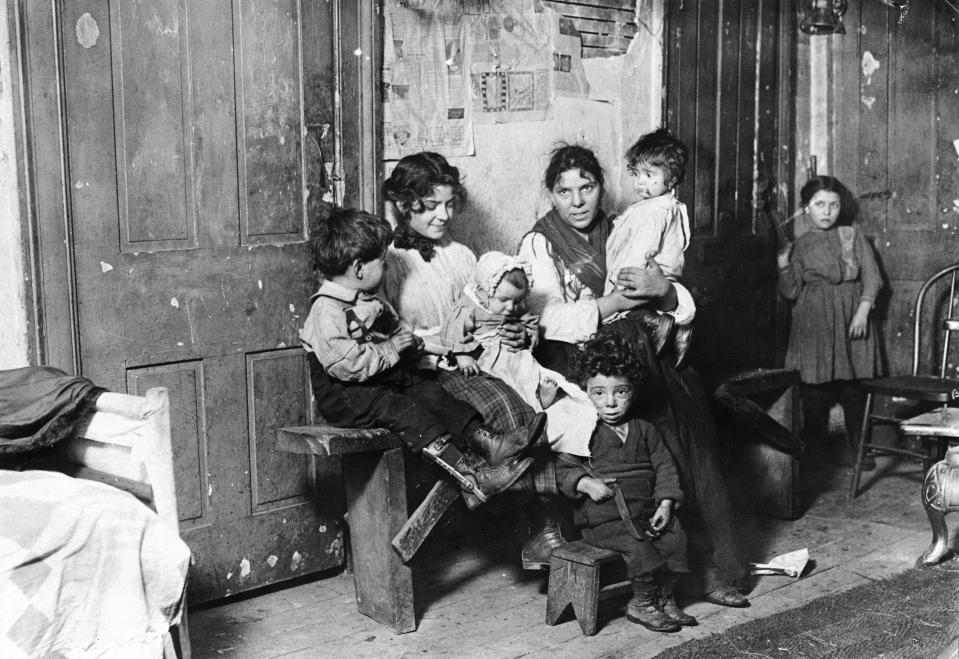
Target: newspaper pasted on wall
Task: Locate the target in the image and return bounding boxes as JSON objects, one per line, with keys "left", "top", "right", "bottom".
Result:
{"left": 383, "top": 0, "right": 589, "bottom": 160}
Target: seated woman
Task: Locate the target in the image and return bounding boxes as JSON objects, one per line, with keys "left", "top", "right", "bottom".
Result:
{"left": 380, "top": 152, "right": 567, "bottom": 568}
{"left": 518, "top": 144, "right": 750, "bottom": 606}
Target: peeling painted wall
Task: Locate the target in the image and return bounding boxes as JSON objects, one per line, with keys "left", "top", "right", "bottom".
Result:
{"left": 393, "top": 0, "right": 664, "bottom": 257}
{"left": 0, "top": 2, "right": 30, "bottom": 368}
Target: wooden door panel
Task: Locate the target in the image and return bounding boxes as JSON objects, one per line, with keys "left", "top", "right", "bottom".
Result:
{"left": 112, "top": 0, "right": 195, "bottom": 248}
{"left": 247, "top": 349, "right": 313, "bottom": 509}
{"left": 56, "top": 0, "right": 341, "bottom": 602}
{"left": 128, "top": 362, "right": 209, "bottom": 525}
{"left": 236, "top": 0, "right": 305, "bottom": 243}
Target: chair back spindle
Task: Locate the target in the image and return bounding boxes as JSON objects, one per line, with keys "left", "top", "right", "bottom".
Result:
{"left": 911, "top": 265, "right": 959, "bottom": 379}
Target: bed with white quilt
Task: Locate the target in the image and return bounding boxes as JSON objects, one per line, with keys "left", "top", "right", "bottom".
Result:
{"left": 0, "top": 470, "right": 189, "bottom": 658}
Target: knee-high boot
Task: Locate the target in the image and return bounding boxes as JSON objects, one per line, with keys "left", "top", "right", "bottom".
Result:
{"left": 520, "top": 495, "right": 569, "bottom": 570}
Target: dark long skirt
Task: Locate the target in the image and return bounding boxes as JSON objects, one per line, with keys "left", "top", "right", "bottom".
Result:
{"left": 535, "top": 320, "right": 748, "bottom": 593}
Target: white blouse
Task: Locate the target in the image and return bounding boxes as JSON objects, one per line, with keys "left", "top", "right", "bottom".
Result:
{"left": 518, "top": 231, "right": 695, "bottom": 346}
{"left": 382, "top": 239, "right": 477, "bottom": 364}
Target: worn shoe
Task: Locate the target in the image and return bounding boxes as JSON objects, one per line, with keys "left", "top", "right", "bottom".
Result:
{"left": 626, "top": 597, "right": 681, "bottom": 633}
{"left": 467, "top": 412, "right": 546, "bottom": 466}
{"left": 704, "top": 586, "right": 750, "bottom": 608}
{"left": 520, "top": 496, "right": 569, "bottom": 570}
{"left": 659, "top": 580, "right": 697, "bottom": 626}
{"left": 423, "top": 436, "right": 534, "bottom": 510}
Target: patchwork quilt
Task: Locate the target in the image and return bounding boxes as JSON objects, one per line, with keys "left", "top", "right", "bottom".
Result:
{"left": 0, "top": 470, "right": 190, "bottom": 658}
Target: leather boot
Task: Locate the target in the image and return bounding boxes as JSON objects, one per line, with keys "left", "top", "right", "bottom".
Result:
{"left": 423, "top": 435, "right": 533, "bottom": 510}
{"left": 467, "top": 412, "right": 546, "bottom": 467}
{"left": 626, "top": 578, "right": 681, "bottom": 633}
{"left": 658, "top": 574, "right": 697, "bottom": 626}
{"left": 521, "top": 495, "right": 569, "bottom": 570}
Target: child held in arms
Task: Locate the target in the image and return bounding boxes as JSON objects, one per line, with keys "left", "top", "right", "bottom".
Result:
{"left": 604, "top": 128, "right": 693, "bottom": 362}
{"left": 299, "top": 208, "right": 545, "bottom": 509}
{"left": 556, "top": 329, "right": 694, "bottom": 633}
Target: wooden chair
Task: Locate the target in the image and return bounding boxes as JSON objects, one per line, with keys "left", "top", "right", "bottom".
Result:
{"left": 849, "top": 263, "right": 959, "bottom": 498}
{"left": 55, "top": 387, "right": 191, "bottom": 658}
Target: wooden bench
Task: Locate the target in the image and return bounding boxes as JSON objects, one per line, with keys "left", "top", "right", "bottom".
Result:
{"left": 277, "top": 424, "right": 461, "bottom": 634}
{"left": 713, "top": 368, "right": 803, "bottom": 519}
{"left": 546, "top": 539, "right": 630, "bottom": 636}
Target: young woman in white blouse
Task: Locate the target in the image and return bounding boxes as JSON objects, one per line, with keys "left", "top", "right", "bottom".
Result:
{"left": 381, "top": 152, "right": 563, "bottom": 569}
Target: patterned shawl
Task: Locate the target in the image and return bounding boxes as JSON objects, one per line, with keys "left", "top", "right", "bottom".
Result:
{"left": 530, "top": 207, "right": 611, "bottom": 298}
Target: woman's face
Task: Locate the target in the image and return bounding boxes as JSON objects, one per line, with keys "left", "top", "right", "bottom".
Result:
{"left": 805, "top": 190, "right": 841, "bottom": 231}
{"left": 550, "top": 168, "right": 602, "bottom": 234}
{"left": 407, "top": 184, "right": 457, "bottom": 241}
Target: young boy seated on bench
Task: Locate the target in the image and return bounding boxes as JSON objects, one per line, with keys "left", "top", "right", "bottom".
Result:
{"left": 299, "top": 208, "right": 545, "bottom": 508}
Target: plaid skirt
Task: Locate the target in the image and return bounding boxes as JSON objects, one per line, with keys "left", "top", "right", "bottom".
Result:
{"left": 437, "top": 369, "right": 557, "bottom": 495}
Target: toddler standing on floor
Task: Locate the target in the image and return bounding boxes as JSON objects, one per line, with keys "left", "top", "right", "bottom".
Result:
{"left": 556, "top": 330, "right": 694, "bottom": 633}
{"left": 441, "top": 251, "right": 598, "bottom": 457}
{"left": 604, "top": 128, "right": 693, "bottom": 360}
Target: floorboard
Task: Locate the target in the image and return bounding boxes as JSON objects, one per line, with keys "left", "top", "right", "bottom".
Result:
{"left": 190, "top": 454, "right": 956, "bottom": 658}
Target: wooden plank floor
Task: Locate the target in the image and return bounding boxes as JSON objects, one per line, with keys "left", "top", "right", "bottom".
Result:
{"left": 190, "top": 455, "right": 951, "bottom": 658}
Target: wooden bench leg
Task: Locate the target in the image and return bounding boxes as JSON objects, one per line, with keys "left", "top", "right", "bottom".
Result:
{"left": 342, "top": 447, "right": 416, "bottom": 633}
{"left": 546, "top": 556, "right": 603, "bottom": 636}
{"left": 392, "top": 479, "right": 460, "bottom": 563}
{"left": 546, "top": 557, "right": 572, "bottom": 627}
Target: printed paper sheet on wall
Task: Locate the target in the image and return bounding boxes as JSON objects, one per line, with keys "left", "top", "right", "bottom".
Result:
{"left": 384, "top": 2, "right": 473, "bottom": 159}
{"left": 383, "top": 0, "right": 590, "bottom": 160}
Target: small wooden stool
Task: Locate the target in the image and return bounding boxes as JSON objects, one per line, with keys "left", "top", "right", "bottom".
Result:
{"left": 546, "top": 539, "right": 621, "bottom": 636}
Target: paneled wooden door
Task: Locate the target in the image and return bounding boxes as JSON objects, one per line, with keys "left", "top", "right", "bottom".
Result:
{"left": 37, "top": 0, "right": 342, "bottom": 603}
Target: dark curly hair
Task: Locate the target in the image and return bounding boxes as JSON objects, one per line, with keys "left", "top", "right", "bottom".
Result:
{"left": 544, "top": 143, "right": 605, "bottom": 192}
{"left": 310, "top": 208, "right": 392, "bottom": 277}
{"left": 799, "top": 175, "right": 858, "bottom": 227}
{"left": 569, "top": 329, "right": 648, "bottom": 389}
{"left": 625, "top": 127, "right": 689, "bottom": 188}
{"left": 382, "top": 152, "right": 467, "bottom": 261}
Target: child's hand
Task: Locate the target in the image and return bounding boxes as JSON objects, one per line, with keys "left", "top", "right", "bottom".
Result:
{"left": 848, "top": 305, "right": 870, "bottom": 340}
{"left": 455, "top": 354, "right": 480, "bottom": 376}
{"left": 390, "top": 331, "right": 418, "bottom": 354}
{"left": 650, "top": 499, "right": 674, "bottom": 533}
{"left": 777, "top": 242, "right": 793, "bottom": 269}
{"left": 576, "top": 476, "right": 616, "bottom": 503}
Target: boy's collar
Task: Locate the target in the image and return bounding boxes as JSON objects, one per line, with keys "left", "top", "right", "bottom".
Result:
{"left": 315, "top": 278, "right": 367, "bottom": 303}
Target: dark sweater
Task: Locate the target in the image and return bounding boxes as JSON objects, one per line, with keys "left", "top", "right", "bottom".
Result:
{"left": 556, "top": 418, "right": 684, "bottom": 529}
